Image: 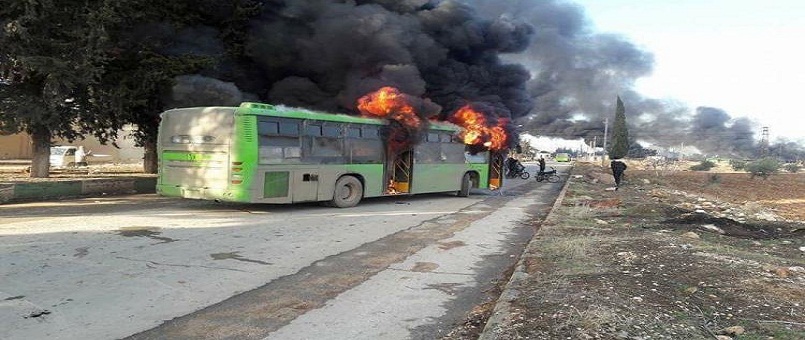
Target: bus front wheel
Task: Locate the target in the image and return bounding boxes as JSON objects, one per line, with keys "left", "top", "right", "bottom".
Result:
{"left": 331, "top": 176, "right": 363, "bottom": 208}
{"left": 457, "top": 173, "right": 472, "bottom": 197}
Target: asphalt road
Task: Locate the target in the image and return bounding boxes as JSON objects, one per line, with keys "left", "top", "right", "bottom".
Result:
{"left": 0, "top": 163, "right": 570, "bottom": 340}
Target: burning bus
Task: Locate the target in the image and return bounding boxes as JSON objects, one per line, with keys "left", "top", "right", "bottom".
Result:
{"left": 156, "top": 88, "right": 509, "bottom": 207}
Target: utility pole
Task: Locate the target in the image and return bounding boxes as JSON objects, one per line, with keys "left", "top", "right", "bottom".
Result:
{"left": 602, "top": 118, "right": 608, "bottom": 166}
{"left": 760, "top": 126, "right": 769, "bottom": 157}
{"left": 602, "top": 118, "right": 609, "bottom": 153}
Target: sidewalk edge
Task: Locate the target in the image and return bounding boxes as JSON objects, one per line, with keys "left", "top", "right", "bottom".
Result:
{"left": 478, "top": 170, "right": 574, "bottom": 339}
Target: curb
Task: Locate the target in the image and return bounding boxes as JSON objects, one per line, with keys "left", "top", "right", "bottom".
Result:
{"left": 0, "top": 176, "right": 157, "bottom": 204}
{"left": 478, "top": 169, "right": 574, "bottom": 339}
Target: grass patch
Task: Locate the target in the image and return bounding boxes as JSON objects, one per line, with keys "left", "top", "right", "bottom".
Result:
{"left": 535, "top": 234, "right": 620, "bottom": 276}
{"left": 737, "top": 322, "right": 805, "bottom": 340}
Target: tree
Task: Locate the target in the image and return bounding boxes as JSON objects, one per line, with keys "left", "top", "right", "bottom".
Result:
{"left": 609, "top": 96, "right": 629, "bottom": 159}
{"left": 745, "top": 157, "right": 780, "bottom": 179}
{"left": 95, "top": 0, "right": 260, "bottom": 173}
{"left": 690, "top": 160, "right": 716, "bottom": 171}
{"left": 0, "top": 1, "right": 115, "bottom": 177}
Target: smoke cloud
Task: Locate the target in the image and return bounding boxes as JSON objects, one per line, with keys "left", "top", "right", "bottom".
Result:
{"left": 464, "top": 0, "right": 770, "bottom": 156}
{"left": 158, "top": 0, "right": 799, "bottom": 157}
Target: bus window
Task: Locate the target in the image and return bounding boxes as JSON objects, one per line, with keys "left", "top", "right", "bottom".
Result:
{"left": 443, "top": 143, "right": 466, "bottom": 163}
{"left": 347, "top": 127, "right": 361, "bottom": 138}
{"left": 284, "top": 147, "right": 301, "bottom": 159}
{"left": 440, "top": 134, "right": 452, "bottom": 143}
{"left": 346, "top": 138, "right": 383, "bottom": 164}
{"left": 417, "top": 137, "right": 442, "bottom": 163}
{"left": 305, "top": 124, "right": 323, "bottom": 136}
{"left": 323, "top": 124, "right": 341, "bottom": 137}
{"left": 427, "top": 133, "right": 439, "bottom": 142}
{"left": 259, "top": 118, "right": 299, "bottom": 137}
{"left": 259, "top": 135, "right": 301, "bottom": 164}
{"left": 465, "top": 151, "right": 488, "bottom": 164}
{"left": 279, "top": 121, "right": 299, "bottom": 136}
{"left": 260, "top": 147, "right": 283, "bottom": 163}
{"left": 259, "top": 121, "right": 280, "bottom": 135}
{"left": 363, "top": 126, "right": 379, "bottom": 139}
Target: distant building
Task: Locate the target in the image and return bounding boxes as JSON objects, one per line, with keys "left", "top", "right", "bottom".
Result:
{"left": 0, "top": 125, "right": 143, "bottom": 162}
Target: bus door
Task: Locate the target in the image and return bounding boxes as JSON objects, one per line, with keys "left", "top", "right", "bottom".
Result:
{"left": 386, "top": 149, "right": 413, "bottom": 194}
{"left": 489, "top": 151, "right": 504, "bottom": 190}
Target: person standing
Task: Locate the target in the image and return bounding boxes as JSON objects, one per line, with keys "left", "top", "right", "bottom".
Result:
{"left": 538, "top": 156, "right": 546, "bottom": 174}
{"left": 74, "top": 146, "right": 86, "bottom": 166}
{"left": 610, "top": 158, "right": 627, "bottom": 190}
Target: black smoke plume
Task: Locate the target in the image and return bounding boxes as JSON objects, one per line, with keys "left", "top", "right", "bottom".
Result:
{"left": 158, "top": 0, "right": 799, "bottom": 157}
{"left": 464, "top": 0, "right": 783, "bottom": 157}
{"left": 159, "top": 0, "right": 532, "bottom": 150}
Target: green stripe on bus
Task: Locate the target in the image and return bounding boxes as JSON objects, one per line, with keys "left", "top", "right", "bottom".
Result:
{"left": 162, "top": 151, "right": 228, "bottom": 162}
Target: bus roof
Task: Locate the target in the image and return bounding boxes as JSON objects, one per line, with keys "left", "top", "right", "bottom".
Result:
{"left": 236, "top": 102, "right": 459, "bottom": 132}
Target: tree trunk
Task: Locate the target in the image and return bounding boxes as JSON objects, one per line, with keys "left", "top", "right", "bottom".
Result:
{"left": 29, "top": 126, "right": 51, "bottom": 178}
{"left": 142, "top": 139, "right": 158, "bottom": 174}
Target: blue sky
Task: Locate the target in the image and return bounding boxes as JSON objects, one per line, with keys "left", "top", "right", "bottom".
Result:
{"left": 571, "top": 0, "right": 805, "bottom": 142}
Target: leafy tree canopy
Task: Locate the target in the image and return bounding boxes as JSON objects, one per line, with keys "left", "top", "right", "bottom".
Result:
{"left": 0, "top": 0, "right": 114, "bottom": 141}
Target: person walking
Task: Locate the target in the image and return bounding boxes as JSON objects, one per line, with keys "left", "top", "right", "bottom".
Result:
{"left": 610, "top": 158, "right": 627, "bottom": 190}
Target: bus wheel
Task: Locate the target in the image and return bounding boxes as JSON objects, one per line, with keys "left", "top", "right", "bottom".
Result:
{"left": 331, "top": 176, "right": 363, "bottom": 208}
{"left": 457, "top": 173, "right": 472, "bottom": 197}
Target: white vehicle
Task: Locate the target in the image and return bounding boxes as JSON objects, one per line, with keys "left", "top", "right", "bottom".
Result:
{"left": 50, "top": 146, "right": 88, "bottom": 167}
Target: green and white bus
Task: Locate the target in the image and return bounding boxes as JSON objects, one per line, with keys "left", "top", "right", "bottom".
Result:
{"left": 156, "top": 103, "right": 504, "bottom": 207}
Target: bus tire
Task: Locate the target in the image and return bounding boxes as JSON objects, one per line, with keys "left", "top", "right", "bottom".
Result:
{"left": 331, "top": 176, "right": 363, "bottom": 208}
{"left": 457, "top": 173, "right": 472, "bottom": 197}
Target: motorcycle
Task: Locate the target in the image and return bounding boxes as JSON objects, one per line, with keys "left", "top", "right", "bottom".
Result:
{"left": 506, "top": 167, "right": 530, "bottom": 179}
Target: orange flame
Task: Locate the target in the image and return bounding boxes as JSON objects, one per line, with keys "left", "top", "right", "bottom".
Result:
{"left": 450, "top": 105, "right": 509, "bottom": 151}
{"left": 357, "top": 87, "right": 422, "bottom": 128}
{"left": 387, "top": 179, "right": 400, "bottom": 194}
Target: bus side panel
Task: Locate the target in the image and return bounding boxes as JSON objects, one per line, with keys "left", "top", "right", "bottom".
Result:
{"left": 248, "top": 164, "right": 383, "bottom": 204}
{"left": 411, "top": 140, "right": 474, "bottom": 194}
{"left": 411, "top": 163, "right": 468, "bottom": 193}
{"left": 252, "top": 168, "right": 293, "bottom": 204}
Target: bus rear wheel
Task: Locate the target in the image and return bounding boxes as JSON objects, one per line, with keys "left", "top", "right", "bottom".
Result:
{"left": 331, "top": 176, "right": 363, "bottom": 208}
{"left": 457, "top": 173, "right": 472, "bottom": 197}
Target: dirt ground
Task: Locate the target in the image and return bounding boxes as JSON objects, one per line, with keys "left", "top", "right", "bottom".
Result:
{"left": 477, "top": 162, "right": 804, "bottom": 340}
